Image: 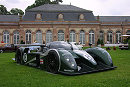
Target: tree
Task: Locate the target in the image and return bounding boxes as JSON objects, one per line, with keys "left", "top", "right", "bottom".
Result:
{"left": 10, "top": 8, "right": 24, "bottom": 15}
{"left": 0, "top": 5, "right": 8, "bottom": 15}
{"left": 26, "top": 0, "right": 63, "bottom": 10}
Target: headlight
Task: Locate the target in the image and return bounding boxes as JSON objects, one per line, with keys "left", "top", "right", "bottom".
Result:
{"left": 64, "top": 54, "right": 76, "bottom": 68}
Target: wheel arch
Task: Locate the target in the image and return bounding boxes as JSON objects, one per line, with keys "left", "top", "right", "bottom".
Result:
{"left": 85, "top": 47, "right": 113, "bottom": 67}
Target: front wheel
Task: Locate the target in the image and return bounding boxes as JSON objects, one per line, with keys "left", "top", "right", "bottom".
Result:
{"left": 45, "top": 51, "right": 59, "bottom": 74}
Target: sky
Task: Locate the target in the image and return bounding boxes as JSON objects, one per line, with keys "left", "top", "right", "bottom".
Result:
{"left": 0, "top": 0, "right": 130, "bottom": 16}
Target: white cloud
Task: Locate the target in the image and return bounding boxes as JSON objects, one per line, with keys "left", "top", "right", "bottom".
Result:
{"left": 0, "top": 0, "right": 130, "bottom": 16}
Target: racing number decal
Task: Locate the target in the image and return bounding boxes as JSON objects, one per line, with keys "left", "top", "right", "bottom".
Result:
{"left": 23, "top": 53, "right": 27, "bottom": 62}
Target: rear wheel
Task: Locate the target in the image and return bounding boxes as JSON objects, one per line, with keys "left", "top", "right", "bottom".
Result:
{"left": 46, "top": 51, "right": 59, "bottom": 74}
{"left": 15, "top": 49, "right": 22, "bottom": 64}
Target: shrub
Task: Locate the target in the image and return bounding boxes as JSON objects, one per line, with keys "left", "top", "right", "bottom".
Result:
{"left": 20, "top": 40, "right": 25, "bottom": 44}
{"left": 124, "top": 39, "right": 128, "bottom": 44}
{"left": 100, "top": 40, "right": 104, "bottom": 45}
{"left": 97, "top": 39, "right": 101, "bottom": 45}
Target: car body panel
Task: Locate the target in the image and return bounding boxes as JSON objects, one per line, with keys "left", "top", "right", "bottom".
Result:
{"left": 15, "top": 41, "right": 116, "bottom": 75}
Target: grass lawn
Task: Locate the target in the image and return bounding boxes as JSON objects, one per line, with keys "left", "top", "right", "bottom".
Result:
{"left": 0, "top": 48, "right": 130, "bottom": 87}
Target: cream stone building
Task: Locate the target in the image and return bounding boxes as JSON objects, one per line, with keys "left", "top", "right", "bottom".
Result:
{"left": 0, "top": 4, "right": 130, "bottom": 46}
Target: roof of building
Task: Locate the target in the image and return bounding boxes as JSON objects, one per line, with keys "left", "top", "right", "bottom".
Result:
{"left": 23, "top": 12, "right": 96, "bottom": 21}
{"left": 0, "top": 15, "right": 19, "bottom": 22}
{"left": 23, "top": 4, "right": 96, "bottom": 21}
{"left": 95, "top": 16, "right": 130, "bottom": 22}
{"left": 27, "top": 4, "right": 92, "bottom": 12}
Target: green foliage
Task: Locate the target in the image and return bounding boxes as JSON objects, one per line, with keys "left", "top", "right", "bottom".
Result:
{"left": 10, "top": 8, "right": 24, "bottom": 15}
{"left": 0, "top": 5, "right": 24, "bottom": 15}
{"left": 26, "top": 0, "right": 63, "bottom": 10}
{"left": 20, "top": 40, "right": 25, "bottom": 44}
{"left": 128, "top": 39, "right": 130, "bottom": 49}
{"left": 97, "top": 39, "right": 101, "bottom": 45}
{"left": 0, "top": 5, "right": 9, "bottom": 15}
{"left": 100, "top": 39, "right": 104, "bottom": 45}
{"left": 0, "top": 49, "right": 130, "bottom": 87}
{"left": 123, "top": 39, "right": 128, "bottom": 44}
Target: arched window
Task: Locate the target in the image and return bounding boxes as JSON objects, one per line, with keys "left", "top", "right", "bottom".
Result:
{"left": 58, "top": 30, "right": 64, "bottom": 41}
{"left": 89, "top": 30, "right": 95, "bottom": 44}
{"left": 69, "top": 30, "right": 76, "bottom": 42}
{"left": 3, "top": 30, "right": 9, "bottom": 43}
{"left": 58, "top": 14, "right": 64, "bottom": 21}
{"left": 26, "top": 30, "right": 31, "bottom": 44}
{"left": 116, "top": 31, "right": 121, "bottom": 44}
{"left": 99, "top": 31, "right": 104, "bottom": 41}
{"left": 13, "top": 31, "right": 19, "bottom": 44}
{"left": 79, "top": 14, "right": 85, "bottom": 20}
{"left": 46, "top": 30, "right": 52, "bottom": 43}
{"left": 36, "top": 30, "right": 42, "bottom": 44}
{"left": 107, "top": 31, "right": 113, "bottom": 44}
{"left": 80, "top": 30, "right": 85, "bottom": 44}
{"left": 36, "top": 14, "right": 42, "bottom": 20}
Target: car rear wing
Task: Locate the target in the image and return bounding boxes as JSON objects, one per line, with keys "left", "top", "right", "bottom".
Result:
{"left": 14, "top": 44, "right": 46, "bottom": 52}
{"left": 14, "top": 44, "right": 46, "bottom": 47}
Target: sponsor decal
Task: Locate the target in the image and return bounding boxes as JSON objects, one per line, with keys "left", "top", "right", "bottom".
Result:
{"left": 64, "top": 69, "right": 74, "bottom": 72}
{"left": 40, "top": 59, "right": 44, "bottom": 64}
{"left": 25, "top": 57, "right": 36, "bottom": 64}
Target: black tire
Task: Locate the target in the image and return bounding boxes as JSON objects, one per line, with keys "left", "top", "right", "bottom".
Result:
{"left": 36, "top": 54, "right": 40, "bottom": 67}
{"left": 15, "top": 49, "right": 22, "bottom": 64}
{"left": 45, "top": 51, "right": 59, "bottom": 74}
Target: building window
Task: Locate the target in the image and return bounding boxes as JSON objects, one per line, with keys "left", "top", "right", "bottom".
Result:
{"left": 46, "top": 30, "right": 52, "bottom": 43}
{"left": 79, "top": 14, "right": 85, "bottom": 21}
{"left": 89, "top": 30, "right": 95, "bottom": 44}
{"left": 58, "top": 30, "right": 64, "bottom": 41}
{"left": 58, "top": 14, "right": 64, "bottom": 21}
{"left": 69, "top": 30, "right": 76, "bottom": 42}
{"left": 116, "top": 31, "right": 121, "bottom": 44}
{"left": 36, "top": 14, "right": 42, "bottom": 20}
{"left": 3, "top": 30, "right": 9, "bottom": 44}
{"left": 80, "top": 30, "right": 85, "bottom": 44}
{"left": 36, "top": 30, "right": 42, "bottom": 44}
{"left": 26, "top": 30, "right": 31, "bottom": 44}
{"left": 13, "top": 31, "right": 19, "bottom": 44}
{"left": 107, "top": 31, "right": 113, "bottom": 44}
{"left": 99, "top": 31, "right": 104, "bottom": 41}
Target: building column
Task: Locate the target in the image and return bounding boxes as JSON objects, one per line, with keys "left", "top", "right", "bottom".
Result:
{"left": 32, "top": 32, "right": 35, "bottom": 43}
{"left": 104, "top": 32, "right": 107, "bottom": 44}
{"left": 85, "top": 32, "right": 89, "bottom": 46}
{"left": 76, "top": 33, "right": 79, "bottom": 43}
{"left": 65, "top": 28, "right": 69, "bottom": 41}
{"left": 10, "top": 33, "right": 13, "bottom": 44}
{"left": 19, "top": 30, "right": 25, "bottom": 44}
{"left": 43, "top": 33, "right": 46, "bottom": 43}
{"left": 0, "top": 33, "right": 2, "bottom": 42}
{"left": 53, "top": 28, "right": 57, "bottom": 41}
{"left": 113, "top": 32, "right": 115, "bottom": 44}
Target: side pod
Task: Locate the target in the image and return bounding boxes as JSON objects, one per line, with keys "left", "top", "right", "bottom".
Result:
{"left": 85, "top": 47, "right": 113, "bottom": 67}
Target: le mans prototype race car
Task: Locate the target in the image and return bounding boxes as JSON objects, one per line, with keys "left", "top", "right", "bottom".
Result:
{"left": 15, "top": 41, "right": 116, "bottom": 75}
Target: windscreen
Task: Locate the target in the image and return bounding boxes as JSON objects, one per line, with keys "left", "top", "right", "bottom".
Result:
{"left": 49, "top": 42, "right": 72, "bottom": 50}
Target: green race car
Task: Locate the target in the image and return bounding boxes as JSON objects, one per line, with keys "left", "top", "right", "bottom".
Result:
{"left": 15, "top": 41, "right": 116, "bottom": 75}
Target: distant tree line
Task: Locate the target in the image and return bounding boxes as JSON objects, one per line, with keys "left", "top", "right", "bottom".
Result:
{"left": 26, "top": 0, "right": 63, "bottom": 10}
{"left": 0, "top": 5, "right": 24, "bottom": 15}
{"left": 0, "top": 0, "right": 63, "bottom": 15}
